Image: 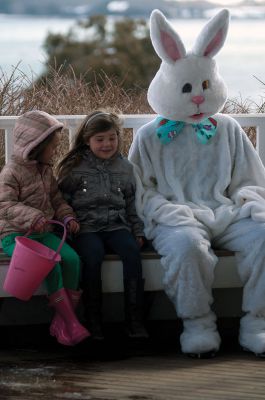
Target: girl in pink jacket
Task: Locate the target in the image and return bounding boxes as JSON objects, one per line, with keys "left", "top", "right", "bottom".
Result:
{"left": 0, "top": 110, "right": 90, "bottom": 346}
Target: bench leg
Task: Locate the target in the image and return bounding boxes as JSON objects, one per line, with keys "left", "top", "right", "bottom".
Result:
{"left": 0, "top": 297, "right": 4, "bottom": 312}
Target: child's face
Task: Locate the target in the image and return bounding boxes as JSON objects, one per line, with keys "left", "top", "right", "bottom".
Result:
{"left": 39, "top": 129, "right": 62, "bottom": 164}
{"left": 87, "top": 128, "right": 119, "bottom": 160}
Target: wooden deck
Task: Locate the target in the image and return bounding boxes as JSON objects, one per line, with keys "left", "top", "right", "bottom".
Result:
{"left": 1, "top": 321, "right": 265, "bottom": 399}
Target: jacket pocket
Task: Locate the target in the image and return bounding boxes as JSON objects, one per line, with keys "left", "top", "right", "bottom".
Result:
{"left": 110, "top": 174, "right": 124, "bottom": 194}
{"left": 72, "top": 172, "right": 99, "bottom": 194}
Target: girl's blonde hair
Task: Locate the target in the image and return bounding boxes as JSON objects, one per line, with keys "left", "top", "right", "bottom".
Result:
{"left": 56, "top": 110, "right": 123, "bottom": 182}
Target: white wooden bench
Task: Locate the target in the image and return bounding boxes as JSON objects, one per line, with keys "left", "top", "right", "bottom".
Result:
{"left": 0, "top": 247, "right": 240, "bottom": 298}
{"left": 0, "top": 247, "right": 242, "bottom": 324}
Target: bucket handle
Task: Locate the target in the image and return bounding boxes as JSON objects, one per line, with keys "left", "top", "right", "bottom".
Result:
{"left": 25, "top": 219, "right": 67, "bottom": 261}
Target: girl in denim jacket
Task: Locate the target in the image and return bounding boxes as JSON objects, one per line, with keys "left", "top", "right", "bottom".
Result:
{"left": 57, "top": 111, "right": 148, "bottom": 340}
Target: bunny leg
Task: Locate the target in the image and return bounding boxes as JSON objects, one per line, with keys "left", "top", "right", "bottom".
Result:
{"left": 152, "top": 223, "right": 220, "bottom": 356}
{"left": 214, "top": 218, "right": 265, "bottom": 357}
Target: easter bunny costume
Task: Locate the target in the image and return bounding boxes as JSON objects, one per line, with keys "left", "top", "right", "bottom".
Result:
{"left": 129, "top": 9, "right": 265, "bottom": 357}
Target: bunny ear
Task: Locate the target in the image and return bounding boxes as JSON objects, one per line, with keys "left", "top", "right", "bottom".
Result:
{"left": 150, "top": 9, "right": 186, "bottom": 64}
{"left": 193, "top": 9, "right": 230, "bottom": 58}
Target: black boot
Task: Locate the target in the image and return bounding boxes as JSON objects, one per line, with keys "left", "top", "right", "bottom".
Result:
{"left": 124, "top": 278, "right": 149, "bottom": 339}
{"left": 82, "top": 280, "right": 104, "bottom": 341}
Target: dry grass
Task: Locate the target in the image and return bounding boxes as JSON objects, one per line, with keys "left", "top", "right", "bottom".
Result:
{"left": 223, "top": 97, "right": 260, "bottom": 146}
{"left": 0, "top": 66, "right": 151, "bottom": 168}
{"left": 0, "top": 65, "right": 264, "bottom": 168}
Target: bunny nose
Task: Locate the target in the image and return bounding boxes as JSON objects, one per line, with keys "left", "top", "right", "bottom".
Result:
{"left": 192, "top": 95, "right": 205, "bottom": 105}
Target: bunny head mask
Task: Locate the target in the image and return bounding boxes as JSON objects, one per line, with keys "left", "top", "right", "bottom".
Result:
{"left": 148, "top": 9, "right": 230, "bottom": 124}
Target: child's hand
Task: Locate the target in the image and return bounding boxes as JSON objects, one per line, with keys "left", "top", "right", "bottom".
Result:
{"left": 136, "top": 236, "right": 145, "bottom": 248}
{"left": 32, "top": 216, "right": 47, "bottom": 233}
{"left": 67, "top": 219, "right": 80, "bottom": 234}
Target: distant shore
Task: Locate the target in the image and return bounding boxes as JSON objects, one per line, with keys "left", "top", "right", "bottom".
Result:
{"left": 1, "top": 0, "right": 265, "bottom": 20}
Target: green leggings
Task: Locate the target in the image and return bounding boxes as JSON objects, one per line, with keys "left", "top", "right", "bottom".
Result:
{"left": 2, "top": 232, "right": 81, "bottom": 295}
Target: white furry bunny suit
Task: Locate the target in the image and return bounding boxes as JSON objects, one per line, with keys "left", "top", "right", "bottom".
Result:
{"left": 128, "top": 9, "right": 265, "bottom": 357}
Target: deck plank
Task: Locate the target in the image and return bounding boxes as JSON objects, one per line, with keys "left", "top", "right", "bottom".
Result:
{"left": 0, "top": 331, "right": 264, "bottom": 400}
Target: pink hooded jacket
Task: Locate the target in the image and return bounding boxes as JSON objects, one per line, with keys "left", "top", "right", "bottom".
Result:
{"left": 0, "top": 110, "right": 75, "bottom": 239}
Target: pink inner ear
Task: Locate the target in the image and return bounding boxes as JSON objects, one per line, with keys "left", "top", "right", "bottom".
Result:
{"left": 204, "top": 29, "right": 223, "bottom": 56}
{"left": 160, "top": 30, "right": 182, "bottom": 61}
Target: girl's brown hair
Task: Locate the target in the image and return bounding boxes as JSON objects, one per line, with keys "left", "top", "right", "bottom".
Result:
{"left": 56, "top": 110, "right": 123, "bottom": 182}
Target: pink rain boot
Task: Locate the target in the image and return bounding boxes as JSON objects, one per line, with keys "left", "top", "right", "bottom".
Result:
{"left": 66, "top": 289, "right": 83, "bottom": 308}
{"left": 50, "top": 309, "right": 70, "bottom": 346}
{"left": 50, "top": 289, "right": 83, "bottom": 345}
{"left": 49, "top": 288, "right": 90, "bottom": 346}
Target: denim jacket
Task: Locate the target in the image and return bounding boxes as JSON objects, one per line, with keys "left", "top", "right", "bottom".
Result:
{"left": 59, "top": 150, "right": 144, "bottom": 237}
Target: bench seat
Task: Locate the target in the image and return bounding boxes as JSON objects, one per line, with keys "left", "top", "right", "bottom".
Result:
{"left": 0, "top": 248, "right": 241, "bottom": 298}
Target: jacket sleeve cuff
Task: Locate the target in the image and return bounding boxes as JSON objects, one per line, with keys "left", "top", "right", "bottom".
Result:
{"left": 63, "top": 216, "right": 76, "bottom": 226}
{"left": 31, "top": 215, "right": 45, "bottom": 228}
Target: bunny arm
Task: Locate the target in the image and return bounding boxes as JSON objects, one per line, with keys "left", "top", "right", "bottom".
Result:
{"left": 129, "top": 114, "right": 265, "bottom": 239}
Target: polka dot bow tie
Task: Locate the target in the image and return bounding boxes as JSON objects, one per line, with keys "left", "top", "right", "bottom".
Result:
{"left": 156, "top": 116, "right": 217, "bottom": 145}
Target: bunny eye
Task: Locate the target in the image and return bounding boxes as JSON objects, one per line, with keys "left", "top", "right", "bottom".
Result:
{"left": 202, "top": 80, "right": 210, "bottom": 90}
{"left": 182, "top": 83, "right": 192, "bottom": 93}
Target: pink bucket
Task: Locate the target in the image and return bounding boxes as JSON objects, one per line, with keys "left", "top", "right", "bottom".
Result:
{"left": 3, "top": 220, "right": 66, "bottom": 301}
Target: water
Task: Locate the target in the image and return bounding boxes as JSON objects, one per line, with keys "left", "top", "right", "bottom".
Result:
{"left": 0, "top": 14, "right": 76, "bottom": 78}
{"left": 0, "top": 14, "right": 264, "bottom": 102}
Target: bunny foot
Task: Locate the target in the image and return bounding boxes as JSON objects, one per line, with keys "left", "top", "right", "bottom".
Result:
{"left": 239, "top": 313, "right": 265, "bottom": 357}
{"left": 180, "top": 312, "right": 221, "bottom": 357}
